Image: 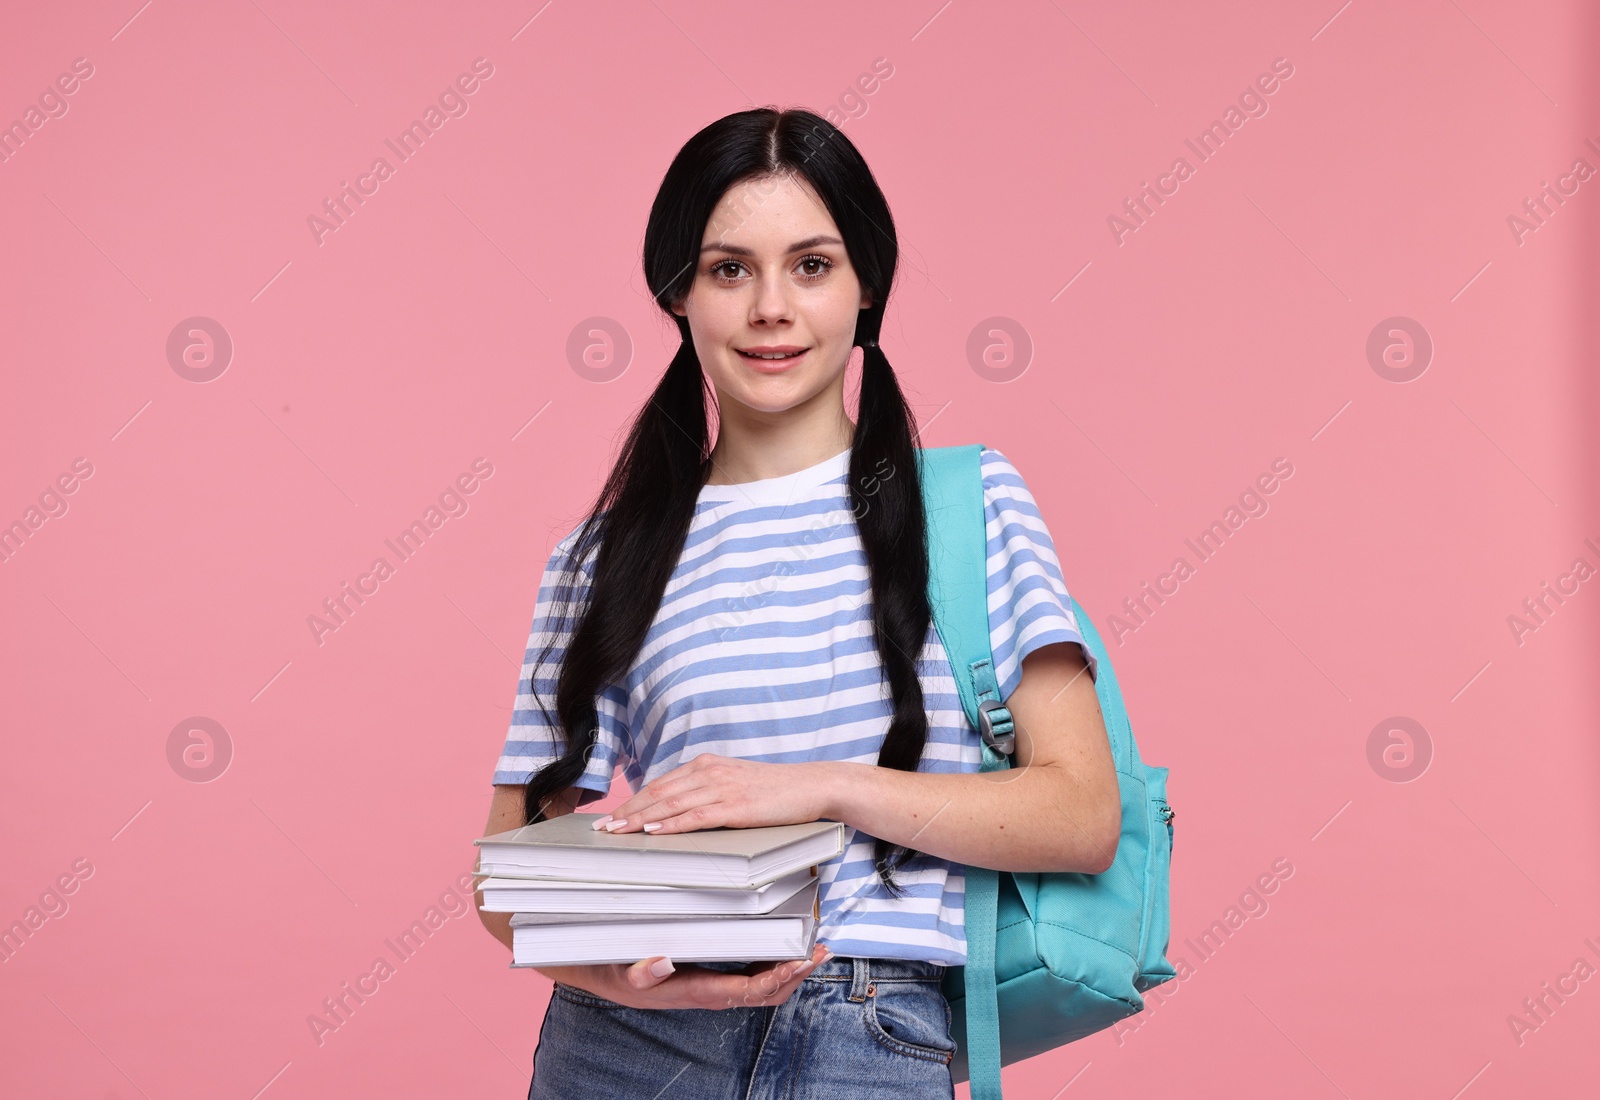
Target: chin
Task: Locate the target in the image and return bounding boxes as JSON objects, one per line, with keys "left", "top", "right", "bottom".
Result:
{"left": 733, "top": 375, "right": 831, "bottom": 412}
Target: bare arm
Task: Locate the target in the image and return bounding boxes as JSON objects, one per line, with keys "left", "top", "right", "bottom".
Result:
{"left": 824, "top": 642, "right": 1120, "bottom": 873}
{"left": 599, "top": 642, "right": 1121, "bottom": 874}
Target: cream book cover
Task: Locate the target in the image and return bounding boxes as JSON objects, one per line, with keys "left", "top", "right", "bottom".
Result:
{"left": 474, "top": 812, "right": 846, "bottom": 889}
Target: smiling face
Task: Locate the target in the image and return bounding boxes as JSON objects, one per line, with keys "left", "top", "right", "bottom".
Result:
{"left": 671, "top": 172, "right": 871, "bottom": 432}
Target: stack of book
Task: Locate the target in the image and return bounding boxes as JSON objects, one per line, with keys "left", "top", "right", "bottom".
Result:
{"left": 473, "top": 812, "right": 846, "bottom": 968}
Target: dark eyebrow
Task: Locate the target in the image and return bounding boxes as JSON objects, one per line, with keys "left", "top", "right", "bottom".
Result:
{"left": 699, "top": 235, "right": 844, "bottom": 256}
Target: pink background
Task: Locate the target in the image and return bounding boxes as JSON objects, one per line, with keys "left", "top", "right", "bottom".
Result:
{"left": 3, "top": 1, "right": 1597, "bottom": 1097}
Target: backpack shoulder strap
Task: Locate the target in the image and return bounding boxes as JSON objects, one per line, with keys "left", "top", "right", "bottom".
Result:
{"left": 919, "top": 443, "right": 1007, "bottom": 1100}
{"left": 919, "top": 444, "right": 1013, "bottom": 771}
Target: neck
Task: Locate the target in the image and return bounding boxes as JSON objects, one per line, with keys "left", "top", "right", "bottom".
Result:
{"left": 707, "top": 415, "right": 857, "bottom": 482}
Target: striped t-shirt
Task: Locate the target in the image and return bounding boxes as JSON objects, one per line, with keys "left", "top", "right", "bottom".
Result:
{"left": 492, "top": 446, "right": 1094, "bottom": 966}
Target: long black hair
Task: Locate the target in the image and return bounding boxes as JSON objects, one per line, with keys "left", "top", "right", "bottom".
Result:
{"left": 522, "top": 107, "right": 931, "bottom": 896}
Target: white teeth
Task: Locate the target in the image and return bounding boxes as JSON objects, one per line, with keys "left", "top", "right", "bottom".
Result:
{"left": 742, "top": 351, "right": 801, "bottom": 359}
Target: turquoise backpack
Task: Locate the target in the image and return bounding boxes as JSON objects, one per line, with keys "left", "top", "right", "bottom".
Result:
{"left": 918, "top": 445, "right": 1177, "bottom": 1097}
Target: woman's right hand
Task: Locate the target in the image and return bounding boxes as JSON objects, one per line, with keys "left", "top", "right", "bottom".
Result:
{"left": 539, "top": 941, "right": 834, "bottom": 1011}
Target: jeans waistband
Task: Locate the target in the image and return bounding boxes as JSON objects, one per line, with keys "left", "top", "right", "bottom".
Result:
{"left": 806, "top": 954, "right": 946, "bottom": 998}
{"left": 695, "top": 954, "right": 946, "bottom": 987}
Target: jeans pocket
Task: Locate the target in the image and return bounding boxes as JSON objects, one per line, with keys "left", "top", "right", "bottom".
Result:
{"left": 862, "top": 981, "right": 957, "bottom": 1064}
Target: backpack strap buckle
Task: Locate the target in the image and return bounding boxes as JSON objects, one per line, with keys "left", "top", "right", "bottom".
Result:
{"left": 977, "top": 699, "right": 1015, "bottom": 756}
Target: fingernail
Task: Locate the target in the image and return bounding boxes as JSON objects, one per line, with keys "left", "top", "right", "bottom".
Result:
{"left": 818, "top": 948, "right": 834, "bottom": 964}
{"left": 642, "top": 822, "right": 662, "bottom": 832}
{"left": 605, "top": 818, "right": 628, "bottom": 831}
{"left": 649, "top": 957, "right": 675, "bottom": 977}
{"left": 591, "top": 816, "right": 613, "bottom": 831}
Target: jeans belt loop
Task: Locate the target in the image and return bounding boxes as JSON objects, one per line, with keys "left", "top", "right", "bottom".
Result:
{"left": 847, "top": 956, "right": 872, "bottom": 1002}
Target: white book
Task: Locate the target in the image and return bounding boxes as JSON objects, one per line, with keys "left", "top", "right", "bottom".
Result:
{"left": 474, "top": 812, "right": 846, "bottom": 889}
{"left": 479, "top": 866, "right": 817, "bottom": 915}
{"left": 509, "top": 877, "right": 821, "bottom": 967}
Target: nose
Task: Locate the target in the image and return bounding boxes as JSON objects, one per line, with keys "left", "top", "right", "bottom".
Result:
{"left": 748, "top": 271, "right": 793, "bottom": 326}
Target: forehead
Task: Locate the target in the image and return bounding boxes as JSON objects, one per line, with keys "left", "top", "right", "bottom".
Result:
{"left": 701, "top": 173, "right": 841, "bottom": 249}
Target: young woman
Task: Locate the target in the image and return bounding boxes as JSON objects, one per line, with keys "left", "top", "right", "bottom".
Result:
{"left": 475, "top": 106, "right": 1120, "bottom": 1099}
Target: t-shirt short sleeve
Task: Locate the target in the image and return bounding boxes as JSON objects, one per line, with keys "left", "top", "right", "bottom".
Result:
{"left": 491, "top": 528, "right": 628, "bottom": 806}
{"left": 981, "top": 447, "right": 1098, "bottom": 699}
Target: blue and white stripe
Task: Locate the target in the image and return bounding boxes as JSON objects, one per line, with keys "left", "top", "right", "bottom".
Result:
{"left": 493, "top": 447, "right": 1091, "bottom": 965}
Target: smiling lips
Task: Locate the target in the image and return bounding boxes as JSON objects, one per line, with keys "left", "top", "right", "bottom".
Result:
{"left": 737, "top": 345, "right": 808, "bottom": 371}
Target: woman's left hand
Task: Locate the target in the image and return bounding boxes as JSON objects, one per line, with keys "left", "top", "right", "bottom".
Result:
{"left": 594, "top": 754, "right": 837, "bottom": 834}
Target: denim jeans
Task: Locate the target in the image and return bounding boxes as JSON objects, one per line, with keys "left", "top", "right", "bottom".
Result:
{"left": 527, "top": 954, "right": 956, "bottom": 1099}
